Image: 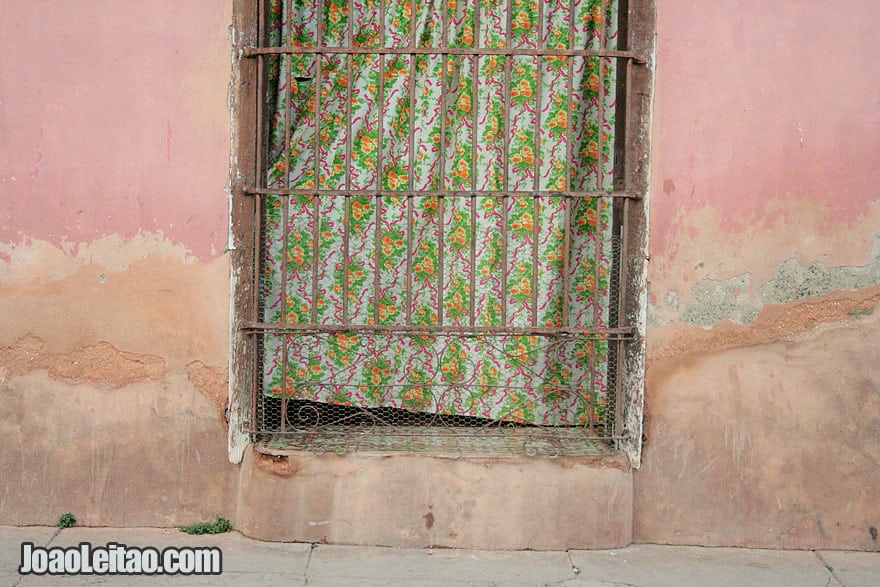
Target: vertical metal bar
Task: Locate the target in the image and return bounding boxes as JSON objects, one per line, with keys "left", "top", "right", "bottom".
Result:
{"left": 439, "top": 9, "right": 448, "bottom": 188}
{"left": 474, "top": 0, "right": 481, "bottom": 48}
{"left": 613, "top": 337, "right": 623, "bottom": 437}
{"left": 345, "top": 40, "right": 353, "bottom": 190}
{"left": 252, "top": 0, "right": 266, "bottom": 433}
{"left": 531, "top": 2, "right": 544, "bottom": 326}
{"left": 562, "top": 196, "right": 571, "bottom": 327}
{"left": 619, "top": 62, "right": 633, "bottom": 318}
{"left": 280, "top": 10, "right": 293, "bottom": 431}
{"left": 532, "top": 198, "right": 540, "bottom": 327}
{"left": 534, "top": 0, "right": 544, "bottom": 191}
{"left": 311, "top": 3, "right": 323, "bottom": 325}
{"left": 614, "top": 1, "right": 634, "bottom": 437}
{"left": 253, "top": 109, "right": 264, "bottom": 318}
{"left": 437, "top": 193, "right": 445, "bottom": 327}
{"left": 374, "top": 24, "right": 386, "bottom": 326}
{"left": 406, "top": 8, "right": 417, "bottom": 326}
{"left": 593, "top": 216, "right": 605, "bottom": 330}
{"left": 255, "top": 0, "right": 266, "bottom": 184}
{"left": 469, "top": 52, "right": 479, "bottom": 326}
{"left": 374, "top": 193, "right": 382, "bottom": 325}
{"left": 377, "top": 32, "right": 386, "bottom": 184}
{"left": 597, "top": 2, "right": 607, "bottom": 192}
{"left": 471, "top": 0, "right": 481, "bottom": 321}
{"left": 253, "top": 0, "right": 268, "bottom": 323}
{"left": 252, "top": 333, "right": 259, "bottom": 431}
{"left": 441, "top": 0, "right": 449, "bottom": 47}
{"left": 281, "top": 48, "right": 292, "bottom": 327}
{"left": 615, "top": 199, "right": 630, "bottom": 437}
{"left": 561, "top": 0, "right": 576, "bottom": 329}
{"left": 590, "top": 2, "right": 609, "bottom": 337}
{"left": 437, "top": 2, "right": 449, "bottom": 326}
{"left": 406, "top": 194, "right": 414, "bottom": 325}
{"left": 379, "top": 0, "right": 386, "bottom": 47}
{"left": 343, "top": 194, "right": 351, "bottom": 323}
{"left": 310, "top": 196, "right": 321, "bottom": 324}
{"left": 502, "top": 0, "right": 512, "bottom": 194}
{"left": 315, "top": 1, "right": 324, "bottom": 54}
{"left": 412, "top": 0, "right": 418, "bottom": 48}
{"left": 342, "top": 18, "right": 354, "bottom": 325}
{"left": 531, "top": 2, "right": 543, "bottom": 328}
{"left": 469, "top": 193, "right": 477, "bottom": 327}
{"left": 501, "top": 0, "right": 513, "bottom": 326}
{"left": 596, "top": 1, "right": 609, "bottom": 433}
{"left": 587, "top": 338, "right": 596, "bottom": 435}
{"left": 281, "top": 334, "right": 289, "bottom": 432}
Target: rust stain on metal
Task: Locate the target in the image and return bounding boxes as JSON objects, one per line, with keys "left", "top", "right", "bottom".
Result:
{"left": 0, "top": 334, "right": 165, "bottom": 388}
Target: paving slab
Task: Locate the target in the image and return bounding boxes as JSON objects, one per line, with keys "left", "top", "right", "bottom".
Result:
{"left": 16, "top": 572, "right": 305, "bottom": 586}
{"left": 307, "top": 544, "right": 575, "bottom": 584}
{"left": 819, "top": 551, "right": 880, "bottom": 587}
{"left": 43, "top": 527, "right": 311, "bottom": 575}
{"left": 0, "top": 526, "right": 58, "bottom": 585}
{"left": 305, "top": 579, "right": 516, "bottom": 587}
{"left": 11, "top": 527, "right": 309, "bottom": 585}
{"left": 569, "top": 545, "right": 840, "bottom": 587}
{"left": 4, "top": 526, "right": 879, "bottom": 587}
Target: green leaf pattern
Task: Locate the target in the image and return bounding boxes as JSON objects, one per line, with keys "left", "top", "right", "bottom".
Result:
{"left": 261, "top": 0, "right": 617, "bottom": 426}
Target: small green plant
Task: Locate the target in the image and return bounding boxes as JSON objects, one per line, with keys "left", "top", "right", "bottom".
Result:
{"left": 58, "top": 513, "right": 77, "bottom": 529}
{"left": 180, "top": 517, "right": 231, "bottom": 535}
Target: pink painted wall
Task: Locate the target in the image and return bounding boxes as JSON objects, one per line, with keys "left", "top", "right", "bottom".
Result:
{"left": 0, "top": 1, "right": 237, "bottom": 528}
{"left": 651, "top": 0, "right": 880, "bottom": 254}
{"left": 1, "top": 0, "right": 231, "bottom": 262}
{"left": 637, "top": 0, "right": 880, "bottom": 550}
{"left": 648, "top": 0, "right": 880, "bottom": 294}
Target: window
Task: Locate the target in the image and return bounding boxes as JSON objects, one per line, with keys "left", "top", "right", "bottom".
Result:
{"left": 229, "top": 0, "right": 652, "bottom": 463}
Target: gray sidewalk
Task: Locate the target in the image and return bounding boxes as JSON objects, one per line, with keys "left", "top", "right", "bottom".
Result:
{"left": 1, "top": 526, "right": 877, "bottom": 586}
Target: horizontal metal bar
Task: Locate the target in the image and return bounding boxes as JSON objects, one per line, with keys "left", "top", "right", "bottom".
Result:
{"left": 242, "top": 322, "right": 634, "bottom": 337}
{"left": 244, "top": 46, "right": 646, "bottom": 63}
{"left": 247, "top": 427, "right": 631, "bottom": 441}
{"left": 245, "top": 187, "right": 641, "bottom": 200}
{"left": 267, "top": 382, "right": 594, "bottom": 392}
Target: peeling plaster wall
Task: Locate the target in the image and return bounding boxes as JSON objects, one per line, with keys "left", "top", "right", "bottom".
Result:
{"left": 2, "top": 0, "right": 879, "bottom": 552}
{"left": 0, "top": 1, "right": 236, "bottom": 526}
{"left": 637, "top": 0, "right": 880, "bottom": 550}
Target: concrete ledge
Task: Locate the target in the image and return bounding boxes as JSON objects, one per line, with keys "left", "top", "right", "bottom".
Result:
{"left": 234, "top": 447, "right": 632, "bottom": 550}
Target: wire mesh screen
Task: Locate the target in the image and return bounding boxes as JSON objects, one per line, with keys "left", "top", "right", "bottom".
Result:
{"left": 245, "top": 0, "right": 643, "bottom": 455}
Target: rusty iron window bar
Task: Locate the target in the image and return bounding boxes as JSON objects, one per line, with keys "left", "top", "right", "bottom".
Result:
{"left": 240, "top": 0, "right": 648, "bottom": 457}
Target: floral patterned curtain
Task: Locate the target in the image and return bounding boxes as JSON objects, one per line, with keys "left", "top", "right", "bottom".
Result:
{"left": 261, "top": 0, "right": 618, "bottom": 426}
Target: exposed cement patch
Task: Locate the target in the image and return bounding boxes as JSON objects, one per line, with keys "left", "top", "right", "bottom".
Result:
{"left": 185, "top": 360, "right": 227, "bottom": 409}
{"left": 648, "top": 285, "right": 880, "bottom": 371}
{"left": 0, "top": 334, "right": 165, "bottom": 389}
{"left": 681, "top": 235, "right": 880, "bottom": 326}
{"left": 254, "top": 453, "right": 298, "bottom": 477}
{"left": 681, "top": 274, "right": 756, "bottom": 325}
